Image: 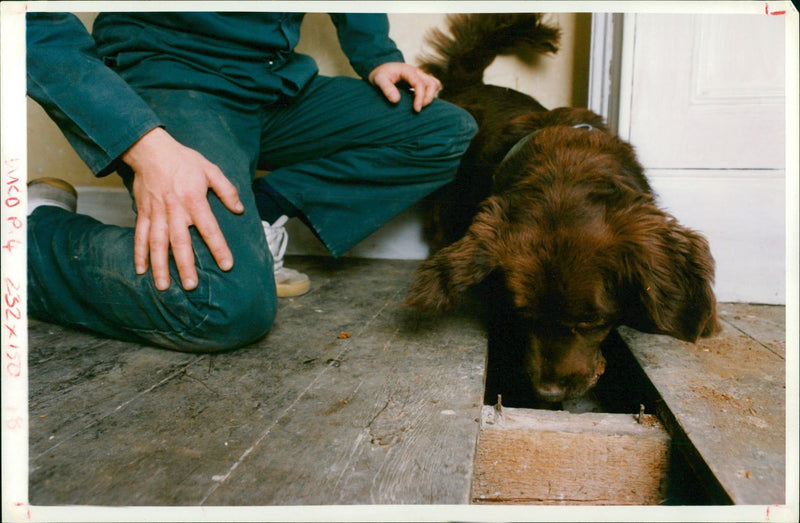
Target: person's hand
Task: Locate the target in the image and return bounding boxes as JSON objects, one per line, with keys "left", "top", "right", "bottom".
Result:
{"left": 368, "top": 62, "right": 442, "bottom": 112}
{"left": 121, "top": 127, "right": 244, "bottom": 291}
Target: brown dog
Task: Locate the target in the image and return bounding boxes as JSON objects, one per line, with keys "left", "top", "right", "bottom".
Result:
{"left": 406, "top": 14, "right": 720, "bottom": 405}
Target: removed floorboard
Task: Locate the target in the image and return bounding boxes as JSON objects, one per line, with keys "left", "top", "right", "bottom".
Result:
{"left": 472, "top": 406, "right": 671, "bottom": 505}
{"left": 28, "top": 257, "right": 487, "bottom": 506}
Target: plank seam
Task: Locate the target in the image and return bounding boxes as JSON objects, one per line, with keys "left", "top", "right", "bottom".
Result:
{"left": 199, "top": 286, "right": 404, "bottom": 505}
{"left": 719, "top": 316, "right": 785, "bottom": 360}
{"left": 30, "top": 353, "right": 205, "bottom": 462}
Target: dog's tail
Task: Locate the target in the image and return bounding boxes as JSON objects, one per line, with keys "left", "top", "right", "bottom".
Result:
{"left": 419, "top": 14, "right": 561, "bottom": 91}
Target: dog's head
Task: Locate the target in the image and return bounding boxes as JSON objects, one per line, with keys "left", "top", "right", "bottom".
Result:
{"left": 407, "top": 121, "right": 720, "bottom": 402}
{"left": 490, "top": 218, "right": 616, "bottom": 401}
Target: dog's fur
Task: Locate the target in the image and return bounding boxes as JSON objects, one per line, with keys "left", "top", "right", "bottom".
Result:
{"left": 407, "top": 14, "right": 721, "bottom": 404}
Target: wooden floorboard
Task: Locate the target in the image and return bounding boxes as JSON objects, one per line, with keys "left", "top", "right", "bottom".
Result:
{"left": 618, "top": 303, "right": 786, "bottom": 505}
{"left": 28, "top": 320, "right": 200, "bottom": 462}
{"left": 27, "top": 257, "right": 486, "bottom": 506}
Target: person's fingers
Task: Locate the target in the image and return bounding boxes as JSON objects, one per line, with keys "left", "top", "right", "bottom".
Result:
{"left": 375, "top": 75, "right": 402, "bottom": 104}
{"left": 165, "top": 203, "right": 199, "bottom": 291}
{"left": 369, "top": 63, "right": 443, "bottom": 110}
{"left": 125, "top": 128, "right": 240, "bottom": 291}
{"left": 133, "top": 213, "right": 151, "bottom": 275}
{"left": 405, "top": 69, "right": 441, "bottom": 112}
{"left": 423, "top": 76, "right": 442, "bottom": 107}
{"left": 147, "top": 205, "right": 171, "bottom": 291}
{"left": 207, "top": 166, "right": 244, "bottom": 215}
{"left": 191, "top": 201, "right": 234, "bottom": 273}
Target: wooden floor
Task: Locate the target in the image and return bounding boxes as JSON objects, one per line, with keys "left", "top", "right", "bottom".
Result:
{"left": 25, "top": 256, "right": 787, "bottom": 507}
{"left": 27, "top": 257, "right": 487, "bottom": 506}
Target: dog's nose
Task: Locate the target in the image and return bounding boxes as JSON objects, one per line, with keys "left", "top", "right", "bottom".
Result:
{"left": 535, "top": 384, "right": 566, "bottom": 402}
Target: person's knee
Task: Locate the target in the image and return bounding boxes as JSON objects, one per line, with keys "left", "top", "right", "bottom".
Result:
{"left": 208, "top": 271, "right": 276, "bottom": 351}
{"left": 166, "top": 264, "right": 277, "bottom": 353}
{"left": 220, "top": 282, "right": 276, "bottom": 350}
{"left": 429, "top": 100, "right": 478, "bottom": 153}
{"left": 453, "top": 105, "right": 479, "bottom": 147}
{"left": 406, "top": 101, "right": 477, "bottom": 178}
{"left": 178, "top": 203, "right": 277, "bottom": 353}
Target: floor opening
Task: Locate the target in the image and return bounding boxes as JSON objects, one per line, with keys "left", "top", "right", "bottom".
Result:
{"left": 480, "top": 328, "right": 718, "bottom": 505}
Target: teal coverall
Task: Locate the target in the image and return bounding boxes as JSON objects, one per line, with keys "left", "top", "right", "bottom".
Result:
{"left": 26, "top": 12, "right": 477, "bottom": 351}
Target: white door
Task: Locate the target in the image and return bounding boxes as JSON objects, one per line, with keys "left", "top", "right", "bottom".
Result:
{"left": 615, "top": 13, "right": 788, "bottom": 304}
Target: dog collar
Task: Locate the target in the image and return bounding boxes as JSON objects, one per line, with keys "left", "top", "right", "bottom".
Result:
{"left": 501, "top": 123, "right": 595, "bottom": 164}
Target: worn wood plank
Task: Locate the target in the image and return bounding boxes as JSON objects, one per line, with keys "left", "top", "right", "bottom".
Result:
{"left": 203, "top": 259, "right": 486, "bottom": 505}
{"left": 718, "top": 303, "right": 785, "bottom": 358}
{"left": 472, "top": 405, "right": 670, "bottom": 505}
{"left": 28, "top": 320, "right": 199, "bottom": 460}
{"left": 27, "top": 257, "right": 486, "bottom": 506}
{"left": 618, "top": 304, "right": 785, "bottom": 505}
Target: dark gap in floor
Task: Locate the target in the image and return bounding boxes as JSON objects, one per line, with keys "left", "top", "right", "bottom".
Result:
{"left": 483, "top": 326, "right": 649, "bottom": 413}
{"left": 483, "top": 327, "right": 722, "bottom": 505}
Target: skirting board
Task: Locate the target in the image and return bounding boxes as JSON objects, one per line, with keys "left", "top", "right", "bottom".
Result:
{"left": 69, "top": 184, "right": 789, "bottom": 303}
{"left": 74, "top": 186, "right": 431, "bottom": 260}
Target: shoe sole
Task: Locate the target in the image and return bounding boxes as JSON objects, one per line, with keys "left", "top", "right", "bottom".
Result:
{"left": 28, "top": 177, "right": 78, "bottom": 197}
{"left": 277, "top": 279, "right": 311, "bottom": 298}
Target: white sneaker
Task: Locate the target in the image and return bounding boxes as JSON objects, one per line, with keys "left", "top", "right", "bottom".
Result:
{"left": 262, "top": 216, "right": 310, "bottom": 297}
{"left": 27, "top": 177, "right": 78, "bottom": 214}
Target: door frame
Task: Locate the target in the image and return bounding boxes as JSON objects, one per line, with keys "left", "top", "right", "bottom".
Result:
{"left": 588, "top": 13, "right": 624, "bottom": 134}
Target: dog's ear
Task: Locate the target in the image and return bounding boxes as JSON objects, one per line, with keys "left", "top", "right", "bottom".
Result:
{"left": 614, "top": 203, "right": 721, "bottom": 342}
{"left": 406, "top": 198, "right": 504, "bottom": 311}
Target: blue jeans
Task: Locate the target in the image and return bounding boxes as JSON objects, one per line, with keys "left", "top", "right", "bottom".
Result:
{"left": 28, "top": 75, "right": 477, "bottom": 352}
